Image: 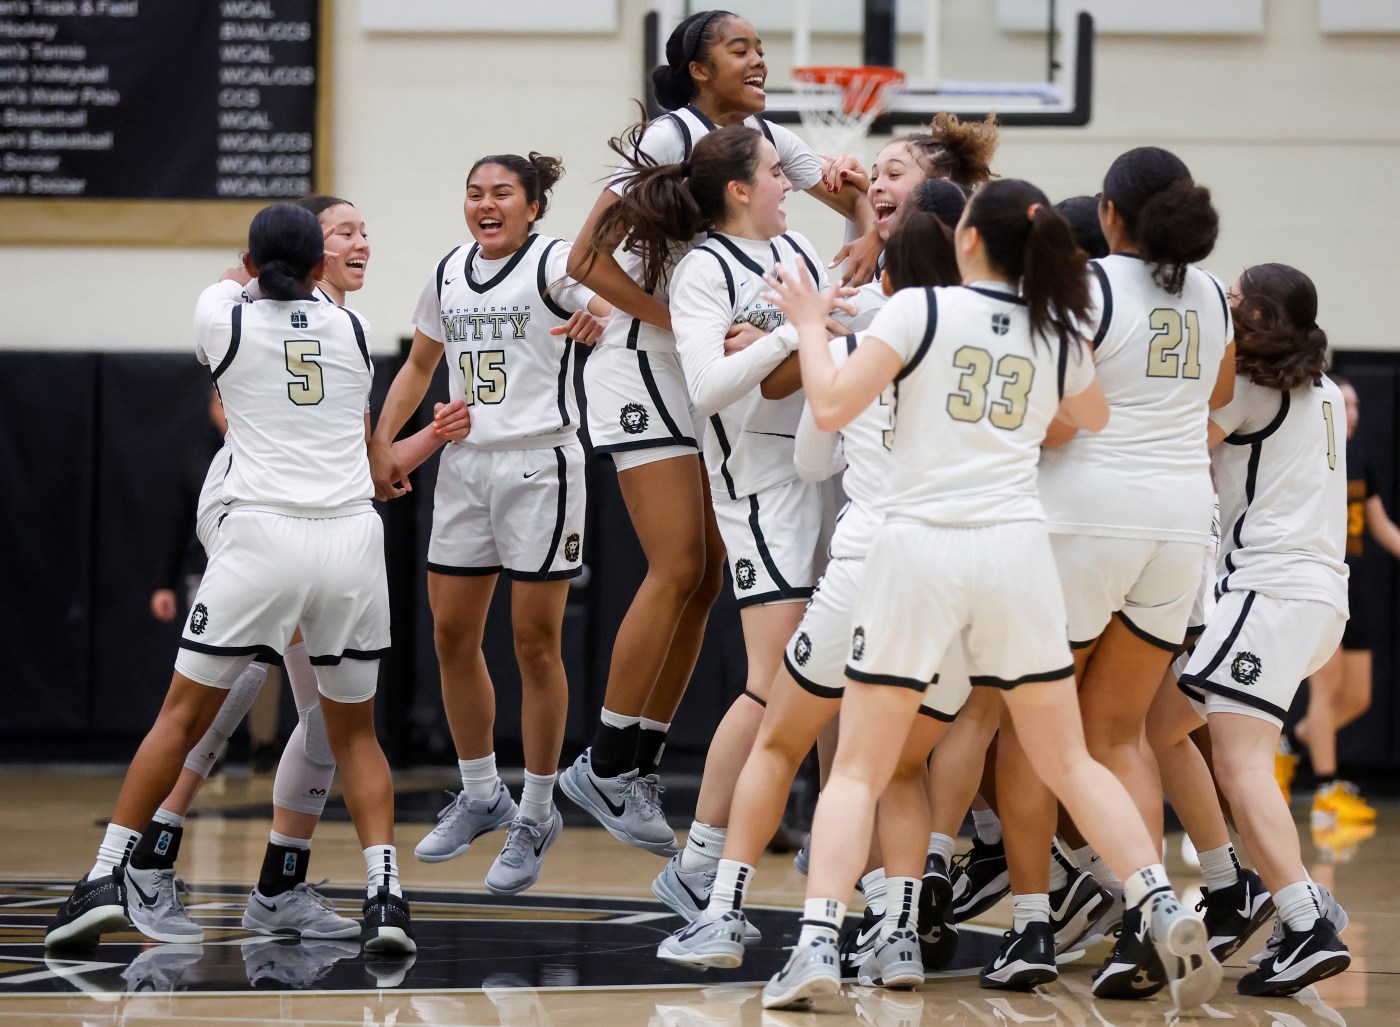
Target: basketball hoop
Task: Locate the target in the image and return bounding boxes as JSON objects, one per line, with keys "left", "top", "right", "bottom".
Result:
{"left": 790, "top": 65, "right": 906, "bottom": 153}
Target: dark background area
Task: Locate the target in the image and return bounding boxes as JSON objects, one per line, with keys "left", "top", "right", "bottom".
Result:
{"left": 0, "top": 347, "right": 1395, "bottom": 783}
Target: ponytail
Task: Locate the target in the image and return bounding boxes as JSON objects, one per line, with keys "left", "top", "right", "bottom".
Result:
{"left": 1102, "top": 146, "right": 1218, "bottom": 296}
{"left": 966, "top": 179, "right": 1090, "bottom": 351}
{"left": 468, "top": 151, "right": 565, "bottom": 223}
{"left": 1232, "top": 262, "right": 1329, "bottom": 391}
{"left": 884, "top": 211, "right": 959, "bottom": 291}
{"left": 247, "top": 203, "right": 323, "bottom": 301}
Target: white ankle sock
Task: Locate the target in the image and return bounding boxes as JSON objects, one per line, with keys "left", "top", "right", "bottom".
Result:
{"left": 927, "top": 832, "right": 956, "bottom": 866}
{"left": 860, "top": 868, "right": 888, "bottom": 917}
{"left": 1073, "top": 843, "right": 1122, "bottom": 890}
{"left": 153, "top": 808, "right": 185, "bottom": 828}
{"left": 706, "top": 858, "right": 754, "bottom": 914}
{"left": 1123, "top": 863, "right": 1172, "bottom": 910}
{"left": 797, "top": 897, "right": 845, "bottom": 944}
{"left": 1275, "top": 880, "right": 1322, "bottom": 931}
{"left": 1198, "top": 843, "right": 1240, "bottom": 892}
{"left": 519, "top": 771, "right": 557, "bottom": 824}
{"left": 680, "top": 821, "right": 725, "bottom": 873}
{"left": 883, "top": 876, "right": 920, "bottom": 933}
{"left": 270, "top": 829, "right": 311, "bottom": 850}
{"left": 972, "top": 807, "right": 1002, "bottom": 844}
{"left": 89, "top": 823, "right": 140, "bottom": 880}
{"left": 1048, "top": 853, "right": 1070, "bottom": 891}
{"left": 364, "top": 844, "right": 402, "bottom": 898}
{"left": 1012, "top": 892, "right": 1051, "bottom": 932}
{"left": 458, "top": 754, "right": 499, "bottom": 802}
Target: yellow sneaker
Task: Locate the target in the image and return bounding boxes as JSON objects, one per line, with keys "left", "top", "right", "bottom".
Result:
{"left": 1312, "top": 820, "right": 1378, "bottom": 862}
{"left": 1274, "top": 740, "right": 1298, "bottom": 803}
{"left": 1313, "top": 780, "right": 1377, "bottom": 824}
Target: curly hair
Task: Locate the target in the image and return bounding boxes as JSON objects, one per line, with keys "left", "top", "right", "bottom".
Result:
{"left": 1232, "top": 263, "right": 1329, "bottom": 391}
{"left": 893, "top": 113, "right": 999, "bottom": 189}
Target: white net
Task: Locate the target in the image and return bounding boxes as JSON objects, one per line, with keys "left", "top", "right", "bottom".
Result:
{"left": 790, "top": 66, "right": 905, "bottom": 156}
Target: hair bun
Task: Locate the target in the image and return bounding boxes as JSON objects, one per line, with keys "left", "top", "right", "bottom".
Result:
{"left": 651, "top": 64, "right": 694, "bottom": 111}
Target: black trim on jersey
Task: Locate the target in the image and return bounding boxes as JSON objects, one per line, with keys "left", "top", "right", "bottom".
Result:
{"left": 509, "top": 566, "right": 584, "bottom": 582}
{"left": 1185, "top": 590, "right": 1258, "bottom": 682}
{"left": 1178, "top": 674, "right": 1288, "bottom": 722}
{"left": 736, "top": 586, "right": 813, "bottom": 608}
{"left": 535, "top": 445, "right": 570, "bottom": 577}
{"left": 638, "top": 351, "right": 688, "bottom": 439}
{"left": 536, "top": 238, "right": 572, "bottom": 321}
{"left": 666, "top": 111, "right": 694, "bottom": 158}
{"left": 1056, "top": 338, "right": 1070, "bottom": 400}
{"left": 1114, "top": 610, "right": 1181, "bottom": 653}
{"left": 179, "top": 639, "right": 285, "bottom": 668}
{"left": 708, "top": 234, "right": 762, "bottom": 282}
{"left": 970, "top": 665, "right": 1076, "bottom": 689}
{"left": 844, "top": 333, "right": 858, "bottom": 356}
{"left": 785, "top": 653, "right": 845, "bottom": 700}
{"left": 744, "top": 430, "right": 796, "bottom": 439}
{"left": 780, "top": 233, "right": 820, "bottom": 284}
{"left": 341, "top": 307, "right": 372, "bottom": 371}
{"left": 1068, "top": 637, "right": 1096, "bottom": 650}
{"left": 741, "top": 688, "right": 767, "bottom": 708}
{"left": 693, "top": 244, "right": 737, "bottom": 306}
{"left": 683, "top": 103, "right": 715, "bottom": 132}
{"left": 465, "top": 233, "right": 539, "bottom": 293}
{"left": 555, "top": 337, "right": 573, "bottom": 430}
{"left": 212, "top": 305, "right": 243, "bottom": 383}
{"left": 747, "top": 491, "right": 794, "bottom": 594}
{"left": 309, "top": 647, "right": 393, "bottom": 666}
{"left": 1220, "top": 394, "right": 1290, "bottom": 593}
{"left": 426, "top": 562, "right": 504, "bottom": 577}
{"left": 917, "top": 704, "right": 957, "bottom": 723}
{"left": 1088, "top": 261, "right": 1112, "bottom": 350}
{"left": 625, "top": 317, "right": 643, "bottom": 350}
{"left": 709, "top": 414, "right": 739, "bottom": 499}
{"left": 755, "top": 118, "right": 776, "bottom": 145}
{"left": 1177, "top": 675, "right": 1206, "bottom": 703}
{"left": 1185, "top": 623, "right": 1206, "bottom": 639}
{"left": 895, "top": 288, "right": 938, "bottom": 381}
{"left": 1207, "top": 274, "right": 1230, "bottom": 338}
{"left": 314, "top": 285, "right": 336, "bottom": 304}
{"left": 966, "top": 286, "right": 1027, "bottom": 306}
{"left": 593, "top": 436, "right": 698, "bottom": 456}
{"left": 434, "top": 245, "right": 462, "bottom": 303}
{"left": 846, "top": 666, "right": 932, "bottom": 692}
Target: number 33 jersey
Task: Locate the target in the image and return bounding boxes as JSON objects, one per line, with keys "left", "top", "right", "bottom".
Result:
{"left": 194, "top": 280, "right": 375, "bottom": 511}
{"left": 413, "top": 234, "right": 596, "bottom": 450}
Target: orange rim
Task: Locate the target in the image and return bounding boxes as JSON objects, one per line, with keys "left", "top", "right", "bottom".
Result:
{"left": 791, "top": 65, "right": 905, "bottom": 116}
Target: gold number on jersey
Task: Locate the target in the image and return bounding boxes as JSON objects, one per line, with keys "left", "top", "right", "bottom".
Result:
{"left": 946, "top": 346, "right": 1037, "bottom": 431}
{"left": 1323, "top": 401, "right": 1337, "bottom": 470}
{"left": 284, "top": 340, "right": 324, "bottom": 406}
{"left": 1146, "top": 309, "right": 1202, "bottom": 379}
{"left": 458, "top": 350, "right": 507, "bottom": 406}
{"left": 878, "top": 384, "right": 895, "bottom": 450}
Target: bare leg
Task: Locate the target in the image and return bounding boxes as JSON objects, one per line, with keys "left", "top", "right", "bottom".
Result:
{"left": 319, "top": 693, "right": 393, "bottom": 848}
{"left": 997, "top": 703, "right": 1056, "bottom": 894}
{"left": 694, "top": 601, "right": 807, "bottom": 827}
{"left": 1299, "top": 647, "right": 1341, "bottom": 778}
{"left": 511, "top": 580, "right": 571, "bottom": 776}
{"left": 928, "top": 687, "right": 999, "bottom": 836}
{"left": 1208, "top": 713, "right": 1306, "bottom": 893}
{"left": 880, "top": 716, "right": 946, "bottom": 879}
{"left": 427, "top": 572, "right": 498, "bottom": 760}
{"left": 1335, "top": 650, "right": 1373, "bottom": 729}
{"left": 1146, "top": 669, "right": 1231, "bottom": 852}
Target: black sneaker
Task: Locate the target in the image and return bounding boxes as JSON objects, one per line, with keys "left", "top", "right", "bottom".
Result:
{"left": 917, "top": 852, "right": 959, "bottom": 969}
{"left": 980, "top": 920, "right": 1057, "bottom": 990}
{"left": 44, "top": 872, "right": 129, "bottom": 950}
{"left": 838, "top": 906, "right": 882, "bottom": 976}
{"left": 950, "top": 837, "right": 1010, "bottom": 922}
{"left": 1238, "top": 916, "right": 1349, "bottom": 997}
{"left": 1051, "top": 869, "right": 1111, "bottom": 953}
{"left": 1197, "top": 868, "right": 1274, "bottom": 961}
{"left": 361, "top": 887, "right": 417, "bottom": 954}
{"left": 1092, "top": 906, "right": 1166, "bottom": 999}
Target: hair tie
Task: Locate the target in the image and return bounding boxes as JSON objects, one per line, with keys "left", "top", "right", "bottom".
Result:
{"left": 679, "top": 160, "right": 693, "bottom": 178}
{"left": 683, "top": 10, "right": 724, "bottom": 65}
{"left": 1027, "top": 203, "right": 1043, "bottom": 221}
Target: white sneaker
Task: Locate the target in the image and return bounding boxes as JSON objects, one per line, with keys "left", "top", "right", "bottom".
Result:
{"left": 857, "top": 927, "right": 924, "bottom": 989}
{"left": 1147, "top": 894, "right": 1222, "bottom": 1011}
{"left": 125, "top": 865, "right": 204, "bottom": 943}
{"left": 762, "top": 934, "right": 841, "bottom": 1010}
{"left": 657, "top": 909, "right": 748, "bottom": 968}
{"left": 485, "top": 809, "right": 563, "bottom": 896}
{"left": 558, "top": 750, "right": 678, "bottom": 856}
{"left": 241, "top": 880, "right": 359, "bottom": 939}
{"left": 652, "top": 853, "right": 761, "bottom": 943}
{"left": 414, "top": 784, "right": 518, "bottom": 863}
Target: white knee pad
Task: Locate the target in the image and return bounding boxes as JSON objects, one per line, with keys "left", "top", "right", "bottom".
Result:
{"left": 272, "top": 715, "right": 337, "bottom": 816}
{"left": 315, "top": 659, "right": 379, "bottom": 704}
{"left": 301, "top": 702, "right": 335, "bottom": 767}
{"left": 181, "top": 661, "right": 268, "bottom": 778}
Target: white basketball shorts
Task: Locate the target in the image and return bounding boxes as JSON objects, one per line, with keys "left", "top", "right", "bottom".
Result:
{"left": 711, "top": 478, "right": 821, "bottom": 607}
{"left": 584, "top": 345, "right": 698, "bottom": 459}
{"left": 195, "top": 443, "right": 233, "bottom": 554}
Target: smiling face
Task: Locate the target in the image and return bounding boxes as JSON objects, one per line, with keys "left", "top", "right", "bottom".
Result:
{"left": 869, "top": 143, "right": 927, "bottom": 240}
{"left": 317, "top": 203, "right": 369, "bottom": 294}
{"left": 691, "top": 17, "right": 767, "bottom": 119}
{"left": 723, "top": 138, "right": 790, "bottom": 239}
{"left": 464, "top": 162, "right": 538, "bottom": 259}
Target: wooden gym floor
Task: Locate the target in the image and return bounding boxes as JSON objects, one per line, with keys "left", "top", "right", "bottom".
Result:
{"left": 1, "top": 764, "right": 1396, "bottom": 1025}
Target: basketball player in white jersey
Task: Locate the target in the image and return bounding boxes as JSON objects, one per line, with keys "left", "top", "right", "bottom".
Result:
{"left": 47, "top": 204, "right": 415, "bottom": 954}
{"left": 119, "top": 197, "right": 467, "bottom": 950}
{"left": 1148, "top": 263, "right": 1351, "bottom": 996}
{"left": 371, "top": 154, "right": 610, "bottom": 896}
{"left": 655, "top": 212, "right": 972, "bottom": 985}
{"left": 562, "top": 10, "right": 877, "bottom": 850}
{"left": 758, "top": 179, "right": 1218, "bottom": 1012}
{"left": 996, "top": 147, "right": 1235, "bottom": 996}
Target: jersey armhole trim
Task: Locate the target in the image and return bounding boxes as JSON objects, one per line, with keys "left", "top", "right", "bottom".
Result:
{"left": 342, "top": 308, "right": 372, "bottom": 371}
{"left": 536, "top": 238, "right": 572, "bottom": 320}
{"left": 1207, "top": 273, "right": 1230, "bottom": 338}
{"left": 211, "top": 304, "right": 242, "bottom": 383}
{"left": 844, "top": 333, "right": 858, "bottom": 356}
{"left": 434, "top": 245, "right": 461, "bottom": 304}
{"left": 780, "top": 233, "right": 821, "bottom": 285}
{"left": 694, "top": 244, "right": 737, "bottom": 308}
{"left": 1089, "top": 261, "right": 1112, "bottom": 350}
{"left": 1225, "top": 389, "right": 1290, "bottom": 445}
{"left": 896, "top": 288, "right": 938, "bottom": 381}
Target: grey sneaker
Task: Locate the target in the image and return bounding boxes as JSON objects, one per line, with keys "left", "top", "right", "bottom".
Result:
{"left": 657, "top": 909, "right": 748, "bottom": 968}
{"left": 1249, "top": 884, "right": 1348, "bottom": 966}
{"left": 485, "top": 809, "right": 563, "bottom": 896}
{"left": 558, "top": 750, "right": 678, "bottom": 856}
{"left": 414, "top": 784, "right": 518, "bottom": 863}
{"left": 762, "top": 934, "right": 842, "bottom": 1010}
{"left": 242, "top": 936, "right": 358, "bottom": 987}
{"left": 857, "top": 926, "right": 924, "bottom": 988}
{"left": 242, "top": 880, "right": 359, "bottom": 939}
{"left": 1148, "top": 894, "right": 1222, "bottom": 1011}
{"left": 652, "top": 853, "right": 761, "bottom": 943}
{"left": 125, "top": 865, "right": 204, "bottom": 943}
{"left": 794, "top": 833, "right": 810, "bottom": 876}
{"left": 121, "top": 943, "right": 205, "bottom": 992}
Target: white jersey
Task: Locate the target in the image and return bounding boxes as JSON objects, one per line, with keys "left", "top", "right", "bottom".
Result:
{"left": 601, "top": 105, "right": 825, "bottom": 355}
{"left": 868, "top": 283, "right": 1095, "bottom": 526}
{"left": 194, "top": 280, "right": 374, "bottom": 512}
{"left": 412, "top": 234, "right": 595, "bottom": 450}
{"left": 795, "top": 333, "right": 896, "bottom": 560}
{"left": 1039, "top": 255, "right": 1231, "bottom": 544}
{"left": 1209, "top": 374, "right": 1349, "bottom": 613}
{"left": 671, "top": 230, "right": 826, "bottom": 499}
